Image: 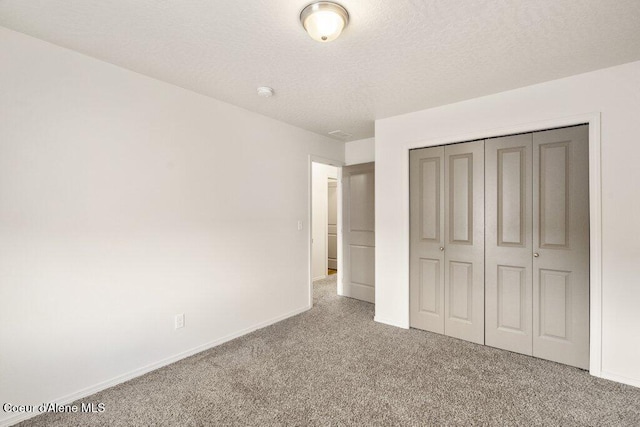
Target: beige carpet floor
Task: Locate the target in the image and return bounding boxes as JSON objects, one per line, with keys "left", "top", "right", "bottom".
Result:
{"left": 18, "top": 275, "right": 640, "bottom": 426}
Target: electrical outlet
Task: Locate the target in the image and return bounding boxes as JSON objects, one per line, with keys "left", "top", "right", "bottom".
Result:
{"left": 297, "top": 220, "right": 303, "bottom": 231}
{"left": 174, "top": 314, "right": 185, "bottom": 329}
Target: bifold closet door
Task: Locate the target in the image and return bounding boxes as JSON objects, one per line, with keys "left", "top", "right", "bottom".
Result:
{"left": 410, "top": 146, "right": 445, "bottom": 333}
{"left": 411, "top": 126, "right": 589, "bottom": 368}
{"left": 410, "top": 142, "right": 485, "bottom": 344}
{"left": 485, "top": 126, "right": 590, "bottom": 369}
{"left": 444, "top": 141, "right": 485, "bottom": 344}
{"left": 485, "top": 134, "right": 533, "bottom": 355}
{"left": 533, "top": 125, "right": 589, "bottom": 369}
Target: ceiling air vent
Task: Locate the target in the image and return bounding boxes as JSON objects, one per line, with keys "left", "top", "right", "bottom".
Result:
{"left": 328, "top": 130, "right": 352, "bottom": 140}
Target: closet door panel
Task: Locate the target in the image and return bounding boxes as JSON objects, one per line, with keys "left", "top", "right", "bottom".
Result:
{"left": 485, "top": 134, "right": 533, "bottom": 355}
{"left": 410, "top": 147, "right": 445, "bottom": 333}
{"left": 533, "top": 125, "right": 590, "bottom": 370}
{"left": 444, "top": 141, "right": 484, "bottom": 344}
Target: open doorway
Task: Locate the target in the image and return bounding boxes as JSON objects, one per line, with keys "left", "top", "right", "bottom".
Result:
{"left": 311, "top": 162, "right": 340, "bottom": 295}
{"left": 327, "top": 178, "right": 338, "bottom": 277}
{"left": 309, "top": 158, "right": 376, "bottom": 308}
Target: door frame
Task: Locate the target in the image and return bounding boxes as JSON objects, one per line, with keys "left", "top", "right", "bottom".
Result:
{"left": 402, "top": 112, "right": 603, "bottom": 377}
{"left": 308, "top": 155, "right": 344, "bottom": 307}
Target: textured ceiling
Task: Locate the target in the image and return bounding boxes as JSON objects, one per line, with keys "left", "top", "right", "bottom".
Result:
{"left": 1, "top": 1, "right": 640, "bottom": 141}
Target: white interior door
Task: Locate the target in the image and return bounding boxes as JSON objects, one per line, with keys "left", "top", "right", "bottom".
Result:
{"left": 410, "top": 146, "right": 445, "bottom": 333}
{"left": 485, "top": 134, "right": 534, "bottom": 355}
{"left": 342, "top": 162, "right": 375, "bottom": 303}
{"left": 444, "top": 141, "right": 485, "bottom": 344}
{"left": 533, "top": 125, "right": 590, "bottom": 369}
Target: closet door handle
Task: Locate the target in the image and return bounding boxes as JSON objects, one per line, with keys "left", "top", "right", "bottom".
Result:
{"left": 533, "top": 253, "right": 540, "bottom": 258}
{"left": 439, "top": 247, "right": 444, "bottom": 252}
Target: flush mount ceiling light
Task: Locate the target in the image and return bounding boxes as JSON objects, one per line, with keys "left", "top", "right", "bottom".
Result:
{"left": 300, "top": 1, "right": 349, "bottom": 42}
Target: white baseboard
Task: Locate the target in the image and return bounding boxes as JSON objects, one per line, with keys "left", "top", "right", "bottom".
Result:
{"left": 600, "top": 371, "right": 640, "bottom": 389}
{"left": 312, "top": 274, "right": 326, "bottom": 281}
{"left": 0, "top": 304, "right": 311, "bottom": 427}
{"left": 374, "top": 315, "right": 409, "bottom": 329}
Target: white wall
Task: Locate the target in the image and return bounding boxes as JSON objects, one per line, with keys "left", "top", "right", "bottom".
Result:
{"left": 375, "top": 60, "right": 640, "bottom": 388}
{"left": 311, "top": 163, "right": 338, "bottom": 280}
{"left": 345, "top": 137, "right": 375, "bottom": 165}
{"left": 0, "top": 27, "right": 344, "bottom": 425}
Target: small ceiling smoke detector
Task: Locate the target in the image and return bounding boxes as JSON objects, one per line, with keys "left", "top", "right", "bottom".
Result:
{"left": 300, "top": 2, "right": 349, "bottom": 42}
{"left": 257, "top": 86, "right": 274, "bottom": 98}
{"left": 328, "top": 130, "right": 352, "bottom": 139}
